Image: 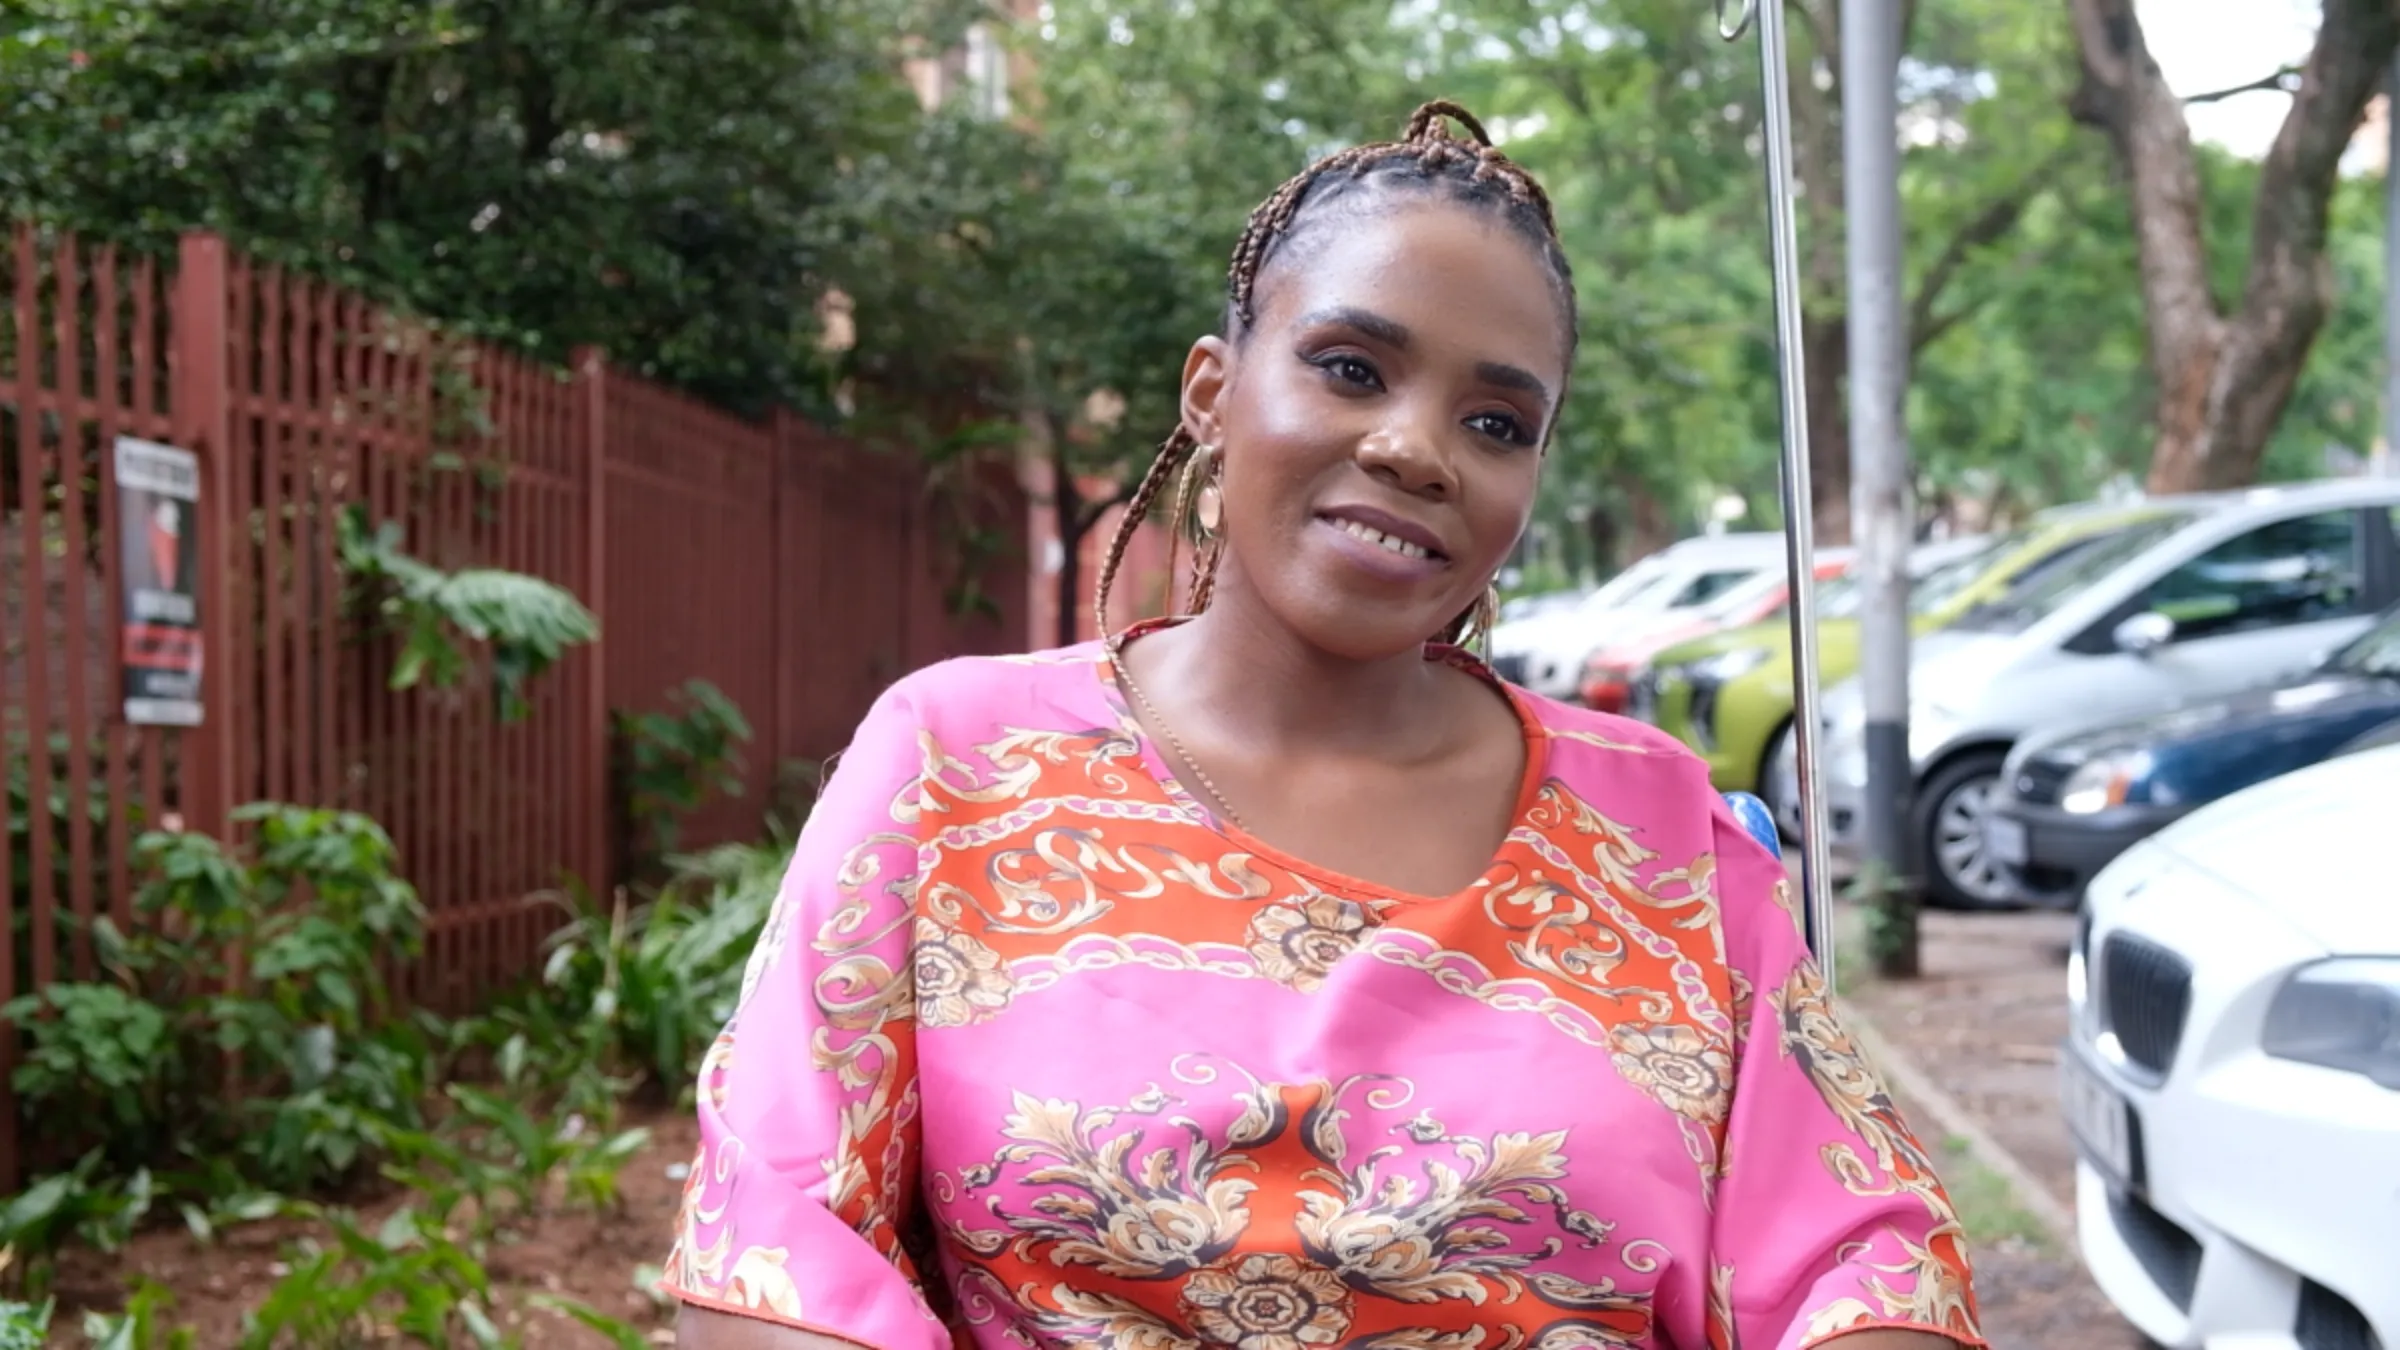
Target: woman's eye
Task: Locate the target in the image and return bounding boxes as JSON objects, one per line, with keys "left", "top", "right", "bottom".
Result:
{"left": 1312, "top": 354, "right": 1382, "bottom": 389}
{"left": 1469, "top": 411, "right": 1533, "bottom": 445}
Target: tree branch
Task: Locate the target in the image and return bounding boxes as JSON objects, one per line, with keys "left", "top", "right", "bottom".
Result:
{"left": 2183, "top": 65, "right": 2301, "bottom": 105}
{"left": 2206, "top": 0, "right": 2400, "bottom": 464}
{"left": 1905, "top": 141, "right": 2081, "bottom": 352}
{"left": 2067, "top": 0, "right": 2400, "bottom": 487}
{"left": 2064, "top": 0, "right": 2220, "bottom": 381}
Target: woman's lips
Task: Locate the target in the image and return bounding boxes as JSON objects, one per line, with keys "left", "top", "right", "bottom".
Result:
{"left": 1313, "top": 512, "right": 1452, "bottom": 582}
{"left": 1313, "top": 506, "right": 1449, "bottom": 562}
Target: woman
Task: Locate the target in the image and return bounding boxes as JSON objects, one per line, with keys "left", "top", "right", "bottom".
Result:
{"left": 664, "top": 103, "right": 1984, "bottom": 1350}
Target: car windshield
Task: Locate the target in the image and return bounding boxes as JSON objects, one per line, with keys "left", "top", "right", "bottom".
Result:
{"left": 1907, "top": 534, "right": 2021, "bottom": 616}
{"left": 1951, "top": 514, "right": 2193, "bottom": 634}
{"left": 1697, "top": 568, "right": 1786, "bottom": 620}
{"left": 1769, "top": 544, "right": 1993, "bottom": 625}
{"left": 1581, "top": 559, "right": 1671, "bottom": 613}
{"left": 2328, "top": 608, "right": 2400, "bottom": 679}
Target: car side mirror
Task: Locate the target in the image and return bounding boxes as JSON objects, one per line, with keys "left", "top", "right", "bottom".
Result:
{"left": 2113, "top": 610, "right": 2174, "bottom": 657}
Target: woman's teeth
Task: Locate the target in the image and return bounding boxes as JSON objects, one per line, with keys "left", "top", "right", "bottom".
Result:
{"left": 1334, "top": 518, "right": 1433, "bottom": 561}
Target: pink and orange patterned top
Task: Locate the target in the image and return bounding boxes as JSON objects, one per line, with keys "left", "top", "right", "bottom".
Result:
{"left": 661, "top": 631, "right": 1984, "bottom": 1350}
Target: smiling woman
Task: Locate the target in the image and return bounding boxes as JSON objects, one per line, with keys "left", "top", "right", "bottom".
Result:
{"left": 664, "top": 103, "right": 1984, "bottom": 1350}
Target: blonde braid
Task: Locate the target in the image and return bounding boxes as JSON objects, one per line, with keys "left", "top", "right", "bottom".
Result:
{"left": 1092, "top": 425, "right": 1201, "bottom": 638}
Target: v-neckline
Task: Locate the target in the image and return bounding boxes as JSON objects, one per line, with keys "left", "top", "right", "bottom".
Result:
{"left": 1092, "top": 616, "right": 1553, "bottom": 907}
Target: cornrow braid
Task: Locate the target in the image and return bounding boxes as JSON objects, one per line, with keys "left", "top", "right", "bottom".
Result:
{"left": 1094, "top": 98, "right": 1576, "bottom": 641}
{"left": 1093, "top": 424, "right": 1202, "bottom": 638}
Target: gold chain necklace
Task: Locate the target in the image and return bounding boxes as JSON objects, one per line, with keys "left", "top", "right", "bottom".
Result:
{"left": 1107, "top": 638, "right": 1247, "bottom": 831}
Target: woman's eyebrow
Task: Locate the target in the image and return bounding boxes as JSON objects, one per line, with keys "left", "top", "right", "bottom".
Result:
{"left": 1296, "top": 305, "right": 1412, "bottom": 350}
{"left": 1477, "top": 361, "right": 1552, "bottom": 407}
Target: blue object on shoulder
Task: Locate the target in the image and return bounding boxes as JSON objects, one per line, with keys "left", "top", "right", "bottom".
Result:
{"left": 1722, "top": 791, "right": 1782, "bottom": 859}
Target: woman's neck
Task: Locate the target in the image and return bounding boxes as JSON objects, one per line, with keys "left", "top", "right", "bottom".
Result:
{"left": 1134, "top": 588, "right": 1457, "bottom": 764}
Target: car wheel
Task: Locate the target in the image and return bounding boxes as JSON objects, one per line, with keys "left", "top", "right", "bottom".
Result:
{"left": 1912, "top": 749, "right": 2018, "bottom": 911}
{"left": 1753, "top": 719, "right": 1796, "bottom": 840}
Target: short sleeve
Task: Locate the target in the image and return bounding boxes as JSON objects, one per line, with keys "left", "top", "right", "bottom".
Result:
{"left": 659, "top": 682, "right": 949, "bottom": 1349}
{"left": 1704, "top": 807, "right": 1987, "bottom": 1350}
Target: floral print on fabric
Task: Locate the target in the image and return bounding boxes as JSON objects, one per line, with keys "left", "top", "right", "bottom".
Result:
{"left": 943, "top": 1067, "right": 1649, "bottom": 1347}
{"left": 1182, "top": 1254, "right": 1355, "bottom": 1350}
{"left": 1245, "top": 892, "right": 1382, "bottom": 992}
{"left": 658, "top": 634, "right": 1985, "bottom": 1350}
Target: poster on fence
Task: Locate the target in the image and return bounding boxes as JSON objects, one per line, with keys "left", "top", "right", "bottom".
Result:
{"left": 114, "top": 435, "right": 205, "bottom": 727}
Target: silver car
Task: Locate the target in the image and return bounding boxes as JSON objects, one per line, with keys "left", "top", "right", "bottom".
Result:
{"left": 1787, "top": 479, "right": 2400, "bottom": 908}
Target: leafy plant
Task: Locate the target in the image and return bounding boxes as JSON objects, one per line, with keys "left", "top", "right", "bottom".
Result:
{"left": 610, "top": 681, "right": 752, "bottom": 885}
{"left": 1842, "top": 857, "right": 1922, "bottom": 981}
{"left": 532, "top": 841, "right": 786, "bottom": 1105}
{"left": 241, "top": 1199, "right": 508, "bottom": 1348}
{"left": 76, "top": 1279, "right": 194, "bottom": 1350}
{"left": 0, "top": 1154, "right": 154, "bottom": 1298}
{"left": 336, "top": 506, "right": 598, "bottom": 724}
{"left": 0, "top": 1297, "right": 48, "bottom": 1349}
{"left": 4, "top": 805, "right": 440, "bottom": 1198}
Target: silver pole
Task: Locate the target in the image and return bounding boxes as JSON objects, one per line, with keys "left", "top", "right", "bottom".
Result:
{"left": 2385, "top": 60, "right": 2400, "bottom": 474}
{"left": 1719, "top": 0, "right": 1834, "bottom": 979}
{"left": 1843, "top": 0, "right": 1913, "bottom": 929}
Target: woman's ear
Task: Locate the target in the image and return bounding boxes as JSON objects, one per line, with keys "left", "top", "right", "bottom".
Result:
{"left": 1178, "top": 335, "right": 1232, "bottom": 449}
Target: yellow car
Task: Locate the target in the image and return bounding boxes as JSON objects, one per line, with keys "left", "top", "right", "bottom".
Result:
{"left": 1634, "top": 503, "right": 2180, "bottom": 824}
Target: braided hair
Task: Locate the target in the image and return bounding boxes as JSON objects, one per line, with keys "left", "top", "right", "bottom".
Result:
{"left": 1093, "top": 99, "right": 1577, "bottom": 639}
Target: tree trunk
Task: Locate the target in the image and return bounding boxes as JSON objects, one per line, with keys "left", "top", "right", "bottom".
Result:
{"left": 1049, "top": 435, "right": 1085, "bottom": 649}
{"left": 2068, "top": 0, "right": 2400, "bottom": 491}
{"left": 1626, "top": 483, "right": 1675, "bottom": 559}
{"left": 1803, "top": 311, "right": 1854, "bottom": 546}
{"left": 1580, "top": 507, "right": 1620, "bottom": 580}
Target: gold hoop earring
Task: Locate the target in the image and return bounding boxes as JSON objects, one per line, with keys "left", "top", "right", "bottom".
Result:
{"left": 1192, "top": 445, "right": 1223, "bottom": 538}
{"left": 1173, "top": 443, "right": 1228, "bottom": 614}
{"left": 1460, "top": 584, "right": 1501, "bottom": 654}
{"left": 1174, "top": 443, "right": 1221, "bottom": 542}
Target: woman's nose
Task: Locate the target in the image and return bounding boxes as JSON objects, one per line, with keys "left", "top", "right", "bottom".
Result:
{"left": 1355, "top": 423, "right": 1459, "bottom": 500}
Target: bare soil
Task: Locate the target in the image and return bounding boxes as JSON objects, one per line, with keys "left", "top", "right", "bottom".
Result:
{"left": 1847, "top": 907, "right": 2145, "bottom": 1350}
{"left": 49, "top": 1107, "right": 696, "bottom": 1347}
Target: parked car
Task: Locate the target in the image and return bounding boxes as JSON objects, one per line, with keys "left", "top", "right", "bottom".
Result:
{"left": 1801, "top": 481, "right": 2400, "bottom": 908}
{"left": 2065, "top": 739, "right": 2399, "bottom": 1350}
{"left": 1986, "top": 601, "right": 2400, "bottom": 907}
{"left": 1490, "top": 532, "right": 1785, "bottom": 698}
{"left": 1575, "top": 551, "right": 1854, "bottom": 713}
{"left": 1644, "top": 503, "right": 2158, "bottom": 823}
{"left": 1498, "top": 589, "right": 1587, "bottom": 625}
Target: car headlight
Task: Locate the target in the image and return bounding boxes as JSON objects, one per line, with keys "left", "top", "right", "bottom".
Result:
{"left": 2262, "top": 959, "right": 2400, "bottom": 1089}
{"left": 2058, "top": 751, "right": 2152, "bottom": 814}
{"left": 1695, "top": 647, "right": 1771, "bottom": 683}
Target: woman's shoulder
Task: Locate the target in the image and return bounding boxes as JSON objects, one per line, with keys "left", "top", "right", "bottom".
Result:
{"left": 870, "top": 639, "right": 1116, "bottom": 734}
{"left": 1511, "top": 685, "right": 1714, "bottom": 779}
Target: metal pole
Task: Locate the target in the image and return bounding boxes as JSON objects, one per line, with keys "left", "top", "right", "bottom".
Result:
{"left": 1843, "top": 0, "right": 1914, "bottom": 946}
{"left": 2385, "top": 60, "right": 2400, "bottom": 475}
{"left": 1718, "top": 0, "right": 1835, "bottom": 979}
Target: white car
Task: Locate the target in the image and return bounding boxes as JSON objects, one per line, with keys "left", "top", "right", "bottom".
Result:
{"left": 2065, "top": 737, "right": 2399, "bottom": 1350}
{"left": 1812, "top": 479, "right": 2400, "bottom": 908}
{"left": 1491, "top": 532, "right": 1786, "bottom": 698}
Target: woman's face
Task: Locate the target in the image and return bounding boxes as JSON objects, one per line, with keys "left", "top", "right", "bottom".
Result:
{"left": 1181, "top": 200, "right": 1569, "bottom": 663}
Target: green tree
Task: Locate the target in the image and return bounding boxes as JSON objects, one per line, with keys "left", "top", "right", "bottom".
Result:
{"left": 2065, "top": 0, "right": 2399, "bottom": 490}
{"left": 972, "top": 0, "right": 1427, "bottom": 643}
{"left": 0, "top": 0, "right": 982, "bottom": 414}
{"left": 1421, "top": 0, "right": 2109, "bottom": 550}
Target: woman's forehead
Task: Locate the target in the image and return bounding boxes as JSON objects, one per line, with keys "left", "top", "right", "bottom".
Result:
{"left": 1256, "top": 204, "right": 1570, "bottom": 374}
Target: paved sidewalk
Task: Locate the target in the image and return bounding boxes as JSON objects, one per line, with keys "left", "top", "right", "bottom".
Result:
{"left": 1840, "top": 908, "right": 2143, "bottom": 1350}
